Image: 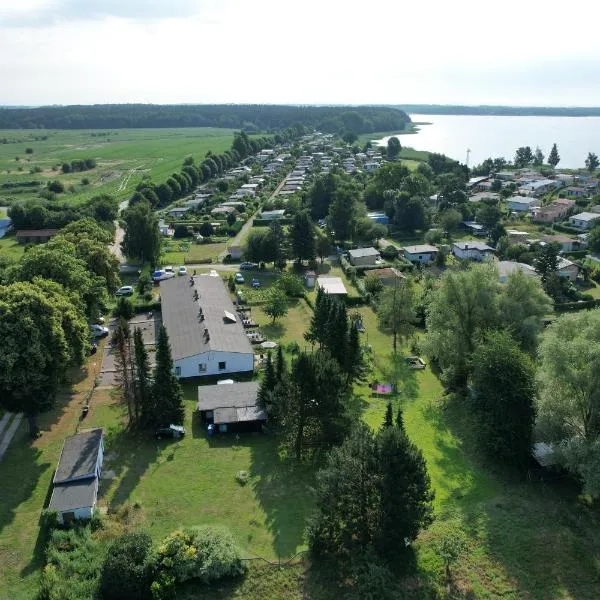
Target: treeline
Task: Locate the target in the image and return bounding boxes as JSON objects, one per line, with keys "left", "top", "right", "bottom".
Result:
{"left": 129, "top": 131, "right": 273, "bottom": 210}
{"left": 61, "top": 158, "right": 96, "bottom": 173}
{"left": 397, "top": 104, "right": 600, "bottom": 116}
{"left": 0, "top": 104, "right": 410, "bottom": 134}
{"left": 8, "top": 194, "right": 118, "bottom": 229}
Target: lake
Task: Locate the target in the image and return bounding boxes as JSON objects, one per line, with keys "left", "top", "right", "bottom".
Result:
{"left": 375, "top": 114, "right": 600, "bottom": 169}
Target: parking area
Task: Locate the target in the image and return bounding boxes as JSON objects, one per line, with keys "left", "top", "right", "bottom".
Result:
{"left": 99, "top": 313, "right": 162, "bottom": 386}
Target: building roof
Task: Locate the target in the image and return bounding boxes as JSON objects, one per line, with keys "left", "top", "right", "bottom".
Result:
{"left": 558, "top": 257, "right": 578, "bottom": 270}
{"left": 403, "top": 244, "right": 438, "bottom": 255}
{"left": 571, "top": 212, "right": 600, "bottom": 222}
{"left": 160, "top": 275, "right": 253, "bottom": 361}
{"left": 53, "top": 429, "right": 103, "bottom": 485}
{"left": 197, "top": 382, "right": 266, "bottom": 423}
{"left": 48, "top": 478, "right": 97, "bottom": 512}
{"left": 317, "top": 276, "right": 347, "bottom": 295}
{"left": 497, "top": 261, "right": 538, "bottom": 279}
{"left": 532, "top": 442, "right": 557, "bottom": 468}
{"left": 507, "top": 195, "right": 538, "bottom": 205}
{"left": 347, "top": 247, "right": 380, "bottom": 259}
{"left": 453, "top": 241, "right": 495, "bottom": 252}
{"left": 15, "top": 229, "right": 59, "bottom": 238}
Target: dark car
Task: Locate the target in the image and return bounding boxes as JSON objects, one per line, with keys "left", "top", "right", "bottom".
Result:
{"left": 240, "top": 262, "right": 259, "bottom": 270}
{"left": 155, "top": 424, "right": 186, "bottom": 439}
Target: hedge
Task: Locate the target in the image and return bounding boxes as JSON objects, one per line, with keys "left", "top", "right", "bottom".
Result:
{"left": 133, "top": 300, "right": 162, "bottom": 314}
{"left": 252, "top": 218, "right": 293, "bottom": 227}
{"left": 554, "top": 299, "right": 600, "bottom": 312}
{"left": 551, "top": 223, "right": 582, "bottom": 235}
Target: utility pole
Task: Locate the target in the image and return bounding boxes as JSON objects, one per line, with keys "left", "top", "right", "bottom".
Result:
{"left": 466, "top": 148, "right": 471, "bottom": 168}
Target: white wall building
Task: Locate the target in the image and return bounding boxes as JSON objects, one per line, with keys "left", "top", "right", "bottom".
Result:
{"left": 452, "top": 241, "right": 495, "bottom": 261}
{"left": 507, "top": 196, "right": 539, "bottom": 212}
{"left": 160, "top": 275, "right": 254, "bottom": 379}
{"left": 569, "top": 212, "right": 600, "bottom": 230}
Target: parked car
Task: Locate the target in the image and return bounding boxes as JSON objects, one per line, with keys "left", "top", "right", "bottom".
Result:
{"left": 155, "top": 424, "right": 186, "bottom": 439}
{"left": 152, "top": 269, "right": 176, "bottom": 282}
{"left": 239, "top": 262, "right": 259, "bottom": 270}
{"left": 115, "top": 285, "right": 134, "bottom": 296}
{"left": 164, "top": 265, "right": 175, "bottom": 273}
{"left": 178, "top": 266, "right": 187, "bottom": 276}
{"left": 90, "top": 324, "right": 109, "bottom": 338}
{"left": 251, "top": 278, "right": 261, "bottom": 288}
{"left": 235, "top": 272, "right": 245, "bottom": 284}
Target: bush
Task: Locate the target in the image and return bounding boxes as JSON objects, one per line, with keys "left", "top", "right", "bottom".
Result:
{"left": 380, "top": 245, "right": 399, "bottom": 260}
{"left": 235, "top": 470, "right": 249, "bottom": 486}
{"left": 114, "top": 296, "right": 135, "bottom": 320}
{"left": 100, "top": 532, "right": 154, "bottom": 600}
{"left": 173, "top": 224, "right": 189, "bottom": 239}
{"left": 81, "top": 177, "right": 90, "bottom": 185}
{"left": 277, "top": 272, "right": 305, "bottom": 297}
{"left": 153, "top": 526, "right": 246, "bottom": 587}
{"left": 48, "top": 180, "right": 65, "bottom": 193}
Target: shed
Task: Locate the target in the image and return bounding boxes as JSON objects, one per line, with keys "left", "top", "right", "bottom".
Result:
{"left": 347, "top": 247, "right": 380, "bottom": 266}
{"left": 16, "top": 229, "right": 59, "bottom": 244}
{"left": 317, "top": 276, "right": 347, "bottom": 296}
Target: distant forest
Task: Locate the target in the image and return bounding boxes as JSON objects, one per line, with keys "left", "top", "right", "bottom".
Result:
{"left": 0, "top": 104, "right": 410, "bottom": 133}
{"left": 397, "top": 104, "right": 600, "bottom": 117}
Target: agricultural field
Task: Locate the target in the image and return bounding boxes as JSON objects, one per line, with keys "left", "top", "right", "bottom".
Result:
{"left": 0, "top": 128, "right": 237, "bottom": 207}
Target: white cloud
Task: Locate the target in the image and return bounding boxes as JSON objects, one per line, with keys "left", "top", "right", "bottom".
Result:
{"left": 1, "top": 0, "right": 599, "bottom": 105}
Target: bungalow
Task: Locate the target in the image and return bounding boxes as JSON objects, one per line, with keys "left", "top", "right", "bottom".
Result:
{"left": 467, "top": 176, "right": 491, "bottom": 190}
{"left": 403, "top": 244, "right": 438, "bottom": 264}
{"left": 159, "top": 275, "right": 254, "bottom": 379}
{"left": 317, "top": 276, "right": 347, "bottom": 296}
{"left": 517, "top": 178, "right": 557, "bottom": 197}
{"left": 495, "top": 171, "right": 516, "bottom": 181}
{"left": 452, "top": 241, "right": 495, "bottom": 261}
{"left": 556, "top": 257, "right": 580, "bottom": 281}
{"left": 260, "top": 209, "right": 286, "bottom": 221}
{"left": 363, "top": 162, "right": 381, "bottom": 172}
{"left": 48, "top": 428, "right": 104, "bottom": 525}
{"left": 562, "top": 186, "right": 587, "bottom": 198}
{"left": 506, "top": 230, "right": 530, "bottom": 245}
{"left": 507, "top": 196, "right": 538, "bottom": 212}
{"left": 461, "top": 221, "right": 487, "bottom": 237}
{"left": 469, "top": 192, "right": 501, "bottom": 203}
{"left": 197, "top": 382, "right": 266, "bottom": 433}
{"left": 235, "top": 188, "right": 256, "bottom": 198}
{"left": 220, "top": 201, "right": 246, "bottom": 210}
{"left": 167, "top": 206, "right": 192, "bottom": 218}
{"left": 569, "top": 212, "right": 600, "bottom": 230}
{"left": 533, "top": 199, "right": 574, "bottom": 223}
{"left": 347, "top": 247, "right": 381, "bottom": 267}
{"left": 363, "top": 267, "right": 405, "bottom": 287}
{"left": 497, "top": 261, "right": 538, "bottom": 283}
{"left": 16, "top": 229, "right": 59, "bottom": 244}
{"left": 211, "top": 206, "right": 237, "bottom": 216}
{"left": 367, "top": 212, "right": 389, "bottom": 225}
{"left": 539, "top": 234, "right": 582, "bottom": 253}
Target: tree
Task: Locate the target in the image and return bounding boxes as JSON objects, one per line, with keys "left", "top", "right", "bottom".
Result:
{"left": 476, "top": 203, "right": 502, "bottom": 231}
{"left": 364, "top": 273, "right": 384, "bottom": 298}
{"left": 514, "top": 146, "right": 534, "bottom": 168}
{"left": 376, "top": 278, "right": 416, "bottom": 353}
{"left": 342, "top": 130, "right": 357, "bottom": 145}
{"left": 435, "top": 528, "right": 468, "bottom": 588}
{"left": 289, "top": 211, "right": 315, "bottom": 263}
{"left": 263, "top": 287, "right": 288, "bottom": 322}
{"left": 152, "top": 325, "right": 185, "bottom": 426}
{"left": 315, "top": 229, "right": 331, "bottom": 263}
{"left": 257, "top": 351, "right": 277, "bottom": 415}
{"left": 345, "top": 321, "right": 363, "bottom": 381}
{"left": 536, "top": 310, "right": 600, "bottom": 497}
{"left": 133, "top": 327, "right": 153, "bottom": 428}
{"left": 307, "top": 424, "right": 434, "bottom": 567}
{"left": 587, "top": 226, "right": 600, "bottom": 253}
{"left": 391, "top": 192, "right": 428, "bottom": 233}
{"left": 548, "top": 143, "right": 560, "bottom": 168}
{"left": 585, "top": 152, "right": 599, "bottom": 173}
{"left": 155, "top": 182, "right": 173, "bottom": 207}
{"left": 439, "top": 208, "right": 462, "bottom": 237}
{"left": 328, "top": 184, "right": 359, "bottom": 241}
{"left": 280, "top": 350, "right": 351, "bottom": 459}
{"left": 112, "top": 317, "right": 136, "bottom": 425}
{"left": 471, "top": 331, "right": 537, "bottom": 468}
{"left": 114, "top": 296, "right": 135, "bottom": 320}
{"left": 534, "top": 242, "right": 561, "bottom": 300}
{"left": 0, "top": 281, "right": 88, "bottom": 436}
{"left": 424, "top": 264, "right": 499, "bottom": 389}
{"left": 226, "top": 212, "right": 236, "bottom": 227}
{"left": 387, "top": 136, "right": 401, "bottom": 159}
{"left": 308, "top": 173, "right": 337, "bottom": 220}
{"left": 48, "top": 180, "right": 64, "bottom": 193}
{"left": 121, "top": 201, "right": 161, "bottom": 265}
{"left": 199, "top": 222, "right": 214, "bottom": 238}
{"left": 383, "top": 401, "right": 394, "bottom": 429}
{"left": 533, "top": 146, "right": 544, "bottom": 166}
{"left": 100, "top": 532, "right": 153, "bottom": 600}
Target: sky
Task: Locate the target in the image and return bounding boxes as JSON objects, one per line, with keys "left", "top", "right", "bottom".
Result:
{"left": 1, "top": 0, "right": 600, "bottom": 106}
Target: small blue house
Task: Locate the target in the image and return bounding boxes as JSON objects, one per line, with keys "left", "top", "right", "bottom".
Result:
{"left": 367, "top": 212, "right": 389, "bottom": 225}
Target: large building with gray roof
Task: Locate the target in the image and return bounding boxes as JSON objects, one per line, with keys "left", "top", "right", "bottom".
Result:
{"left": 160, "top": 275, "right": 254, "bottom": 379}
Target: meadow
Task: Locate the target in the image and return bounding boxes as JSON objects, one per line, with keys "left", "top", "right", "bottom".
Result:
{"left": 0, "top": 128, "right": 237, "bottom": 207}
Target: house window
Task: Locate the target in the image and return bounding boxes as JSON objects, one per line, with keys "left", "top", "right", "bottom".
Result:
{"left": 218, "top": 361, "right": 226, "bottom": 370}
{"left": 198, "top": 363, "right": 207, "bottom": 373}
{"left": 175, "top": 366, "right": 181, "bottom": 376}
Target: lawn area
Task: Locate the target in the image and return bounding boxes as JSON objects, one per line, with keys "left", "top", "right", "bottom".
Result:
{"left": 252, "top": 298, "right": 313, "bottom": 348}
{"left": 0, "top": 233, "right": 25, "bottom": 261}
{"left": 0, "top": 128, "right": 237, "bottom": 207}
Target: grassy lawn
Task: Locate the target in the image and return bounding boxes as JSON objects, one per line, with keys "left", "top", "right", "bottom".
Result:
{"left": 252, "top": 299, "right": 313, "bottom": 349}
{"left": 0, "top": 128, "right": 237, "bottom": 206}
{"left": 0, "top": 233, "right": 25, "bottom": 261}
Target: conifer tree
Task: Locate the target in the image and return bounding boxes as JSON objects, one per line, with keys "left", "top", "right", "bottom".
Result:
{"left": 345, "top": 322, "right": 362, "bottom": 380}
{"left": 383, "top": 401, "right": 394, "bottom": 429}
{"left": 305, "top": 287, "right": 329, "bottom": 346}
{"left": 152, "top": 325, "right": 185, "bottom": 426}
{"left": 257, "top": 351, "right": 276, "bottom": 414}
{"left": 275, "top": 345, "right": 287, "bottom": 382}
{"left": 113, "top": 317, "right": 136, "bottom": 426}
{"left": 548, "top": 142, "right": 560, "bottom": 168}
{"left": 396, "top": 406, "right": 405, "bottom": 432}
{"left": 133, "top": 327, "right": 152, "bottom": 427}
{"left": 324, "top": 297, "right": 348, "bottom": 366}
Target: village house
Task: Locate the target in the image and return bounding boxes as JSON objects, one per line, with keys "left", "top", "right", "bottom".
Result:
{"left": 497, "top": 261, "right": 538, "bottom": 284}
{"left": 452, "top": 241, "right": 495, "bottom": 261}
{"left": 260, "top": 209, "right": 286, "bottom": 221}
{"left": 403, "top": 244, "right": 439, "bottom": 264}
{"left": 569, "top": 212, "right": 600, "bottom": 230}
{"left": 533, "top": 198, "right": 575, "bottom": 223}
{"left": 197, "top": 382, "right": 266, "bottom": 434}
{"left": 15, "top": 229, "right": 59, "bottom": 244}
{"left": 211, "top": 206, "right": 237, "bottom": 216}
{"left": 506, "top": 230, "right": 530, "bottom": 245}
{"left": 469, "top": 191, "right": 501, "bottom": 203}
{"left": 160, "top": 275, "right": 254, "bottom": 379}
{"left": 48, "top": 429, "right": 104, "bottom": 525}
{"left": 539, "top": 234, "right": 583, "bottom": 253}
{"left": 556, "top": 257, "right": 580, "bottom": 281}
{"left": 167, "top": 206, "right": 192, "bottom": 219}
{"left": 507, "top": 196, "right": 538, "bottom": 212}
{"left": 517, "top": 178, "right": 558, "bottom": 197}
{"left": 347, "top": 247, "right": 381, "bottom": 267}
{"left": 363, "top": 267, "right": 405, "bottom": 287}
{"left": 562, "top": 186, "right": 588, "bottom": 198}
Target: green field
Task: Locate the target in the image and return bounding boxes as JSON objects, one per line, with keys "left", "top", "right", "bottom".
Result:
{"left": 0, "top": 128, "right": 237, "bottom": 206}
{"left": 1, "top": 271, "right": 600, "bottom": 599}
